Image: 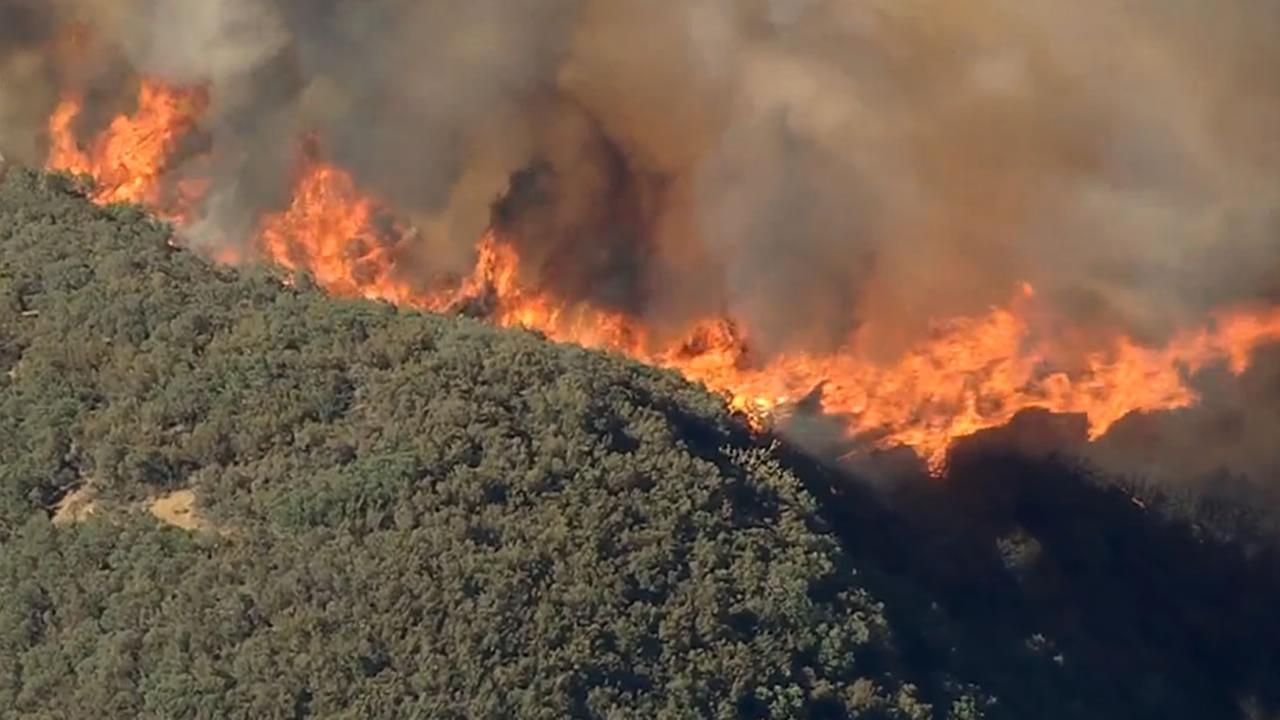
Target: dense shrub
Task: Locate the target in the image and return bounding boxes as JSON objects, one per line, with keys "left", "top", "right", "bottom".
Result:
{"left": 0, "top": 169, "right": 982, "bottom": 718}
{"left": 4, "top": 168, "right": 1278, "bottom": 720}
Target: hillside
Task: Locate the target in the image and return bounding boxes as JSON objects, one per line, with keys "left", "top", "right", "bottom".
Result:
{"left": 1, "top": 168, "right": 1278, "bottom": 719}
{"left": 0, "top": 169, "right": 989, "bottom": 718}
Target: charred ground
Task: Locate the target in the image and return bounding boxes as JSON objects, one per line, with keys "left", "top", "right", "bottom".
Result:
{"left": 0, "top": 169, "right": 1278, "bottom": 719}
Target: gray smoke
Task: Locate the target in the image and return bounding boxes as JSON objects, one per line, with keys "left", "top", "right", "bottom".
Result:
{"left": 2, "top": 0, "right": 1279, "bottom": 359}
{"left": 0, "top": 0, "right": 60, "bottom": 164}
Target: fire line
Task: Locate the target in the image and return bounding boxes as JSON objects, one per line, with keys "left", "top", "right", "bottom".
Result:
{"left": 45, "top": 79, "right": 1280, "bottom": 470}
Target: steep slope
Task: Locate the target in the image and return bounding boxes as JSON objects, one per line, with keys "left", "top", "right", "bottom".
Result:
{"left": 0, "top": 169, "right": 985, "bottom": 718}
{"left": 5, "top": 169, "right": 1280, "bottom": 720}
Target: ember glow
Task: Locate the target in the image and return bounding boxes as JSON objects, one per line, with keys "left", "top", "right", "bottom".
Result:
{"left": 45, "top": 79, "right": 1280, "bottom": 469}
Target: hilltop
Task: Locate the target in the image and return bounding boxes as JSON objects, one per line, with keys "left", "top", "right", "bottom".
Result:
{"left": 1, "top": 168, "right": 1278, "bottom": 719}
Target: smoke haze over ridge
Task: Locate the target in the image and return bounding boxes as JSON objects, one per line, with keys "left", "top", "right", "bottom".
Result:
{"left": 2, "top": 0, "right": 1278, "bottom": 361}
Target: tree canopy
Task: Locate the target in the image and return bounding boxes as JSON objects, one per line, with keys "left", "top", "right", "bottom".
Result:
{"left": 0, "top": 169, "right": 986, "bottom": 718}
{"left": 3, "top": 168, "right": 1278, "bottom": 720}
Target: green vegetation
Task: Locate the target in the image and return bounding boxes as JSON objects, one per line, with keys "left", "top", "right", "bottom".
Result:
{"left": 0, "top": 169, "right": 983, "bottom": 718}
{"left": 2, "top": 168, "right": 1278, "bottom": 719}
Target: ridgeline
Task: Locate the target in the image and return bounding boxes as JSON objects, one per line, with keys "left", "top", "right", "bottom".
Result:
{"left": 1, "top": 169, "right": 1277, "bottom": 719}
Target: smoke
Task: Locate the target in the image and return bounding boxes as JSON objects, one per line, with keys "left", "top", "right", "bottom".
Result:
{"left": 0, "top": 0, "right": 59, "bottom": 164}
{"left": 2, "top": 0, "right": 1279, "bottom": 357}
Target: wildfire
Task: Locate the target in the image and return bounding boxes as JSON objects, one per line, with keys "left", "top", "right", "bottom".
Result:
{"left": 257, "top": 146, "right": 421, "bottom": 308}
{"left": 41, "top": 78, "right": 1280, "bottom": 469}
{"left": 397, "top": 228, "right": 1280, "bottom": 468}
{"left": 46, "top": 79, "right": 208, "bottom": 222}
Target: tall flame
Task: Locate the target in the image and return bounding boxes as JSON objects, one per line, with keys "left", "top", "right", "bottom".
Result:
{"left": 42, "top": 78, "right": 1280, "bottom": 469}
{"left": 257, "top": 148, "right": 420, "bottom": 307}
{"left": 46, "top": 80, "right": 208, "bottom": 222}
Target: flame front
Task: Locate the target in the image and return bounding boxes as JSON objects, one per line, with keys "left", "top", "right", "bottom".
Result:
{"left": 43, "top": 79, "right": 1280, "bottom": 469}
{"left": 416, "top": 230, "right": 1280, "bottom": 469}
{"left": 46, "top": 80, "right": 208, "bottom": 222}
{"left": 257, "top": 154, "right": 421, "bottom": 307}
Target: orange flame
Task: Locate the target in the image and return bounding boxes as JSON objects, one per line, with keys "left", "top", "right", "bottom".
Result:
{"left": 46, "top": 80, "right": 208, "bottom": 222}
{"left": 257, "top": 152, "right": 422, "bottom": 307}
{"left": 42, "top": 78, "right": 1280, "bottom": 470}
{"left": 456, "top": 244, "right": 1280, "bottom": 467}
{"left": 411, "top": 229, "right": 1280, "bottom": 468}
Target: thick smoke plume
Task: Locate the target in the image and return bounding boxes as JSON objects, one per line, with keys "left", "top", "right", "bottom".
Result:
{"left": 3, "top": 0, "right": 1279, "bottom": 360}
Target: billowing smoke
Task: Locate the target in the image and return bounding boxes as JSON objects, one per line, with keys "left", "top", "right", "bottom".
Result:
{"left": 3, "top": 0, "right": 1279, "bottom": 360}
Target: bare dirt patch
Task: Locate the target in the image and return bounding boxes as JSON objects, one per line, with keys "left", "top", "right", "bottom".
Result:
{"left": 149, "top": 489, "right": 205, "bottom": 531}
{"left": 51, "top": 486, "right": 96, "bottom": 526}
